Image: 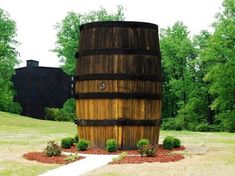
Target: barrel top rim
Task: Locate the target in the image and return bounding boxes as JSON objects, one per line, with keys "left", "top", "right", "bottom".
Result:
{"left": 80, "top": 21, "right": 158, "bottom": 31}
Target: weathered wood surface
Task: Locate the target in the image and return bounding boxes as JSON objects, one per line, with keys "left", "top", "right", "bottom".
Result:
{"left": 75, "top": 21, "right": 162, "bottom": 149}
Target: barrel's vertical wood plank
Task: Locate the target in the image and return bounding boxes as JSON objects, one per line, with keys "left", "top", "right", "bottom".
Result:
{"left": 76, "top": 22, "right": 161, "bottom": 149}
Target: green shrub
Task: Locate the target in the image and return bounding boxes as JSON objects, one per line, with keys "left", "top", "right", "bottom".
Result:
{"left": 44, "top": 141, "right": 61, "bottom": 157}
{"left": 196, "top": 123, "right": 209, "bottom": 132}
{"left": 61, "top": 137, "right": 73, "bottom": 149}
{"left": 163, "top": 136, "right": 174, "bottom": 150}
{"left": 105, "top": 139, "right": 118, "bottom": 152}
{"left": 69, "top": 137, "right": 75, "bottom": 145}
{"left": 207, "top": 124, "right": 221, "bottom": 132}
{"left": 161, "top": 117, "right": 184, "bottom": 131}
{"left": 112, "top": 152, "right": 128, "bottom": 162}
{"left": 77, "top": 139, "right": 89, "bottom": 151}
{"left": 74, "top": 134, "right": 79, "bottom": 143}
{"left": 139, "top": 144, "right": 156, "bottom": 157}
{"left": 173, "top": 138, "right": 181, "bottom": 148}
{"left": 136, "top": 138, "right": 149, "bottom": 149}
{"left": 8, "top": 102, "right": 22, "bottom": 114}
{"left": 64, "top": 154, "right": 80, "bottom": 162}
{"left": 44, "top": 107, "right": 59, "bottom": 121}
{"left": 44, "top": 104, "right": 75, "bottom": 122}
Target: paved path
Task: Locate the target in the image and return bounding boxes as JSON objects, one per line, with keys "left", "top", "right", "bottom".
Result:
{"left": 38, "top": 153, "right": 117, "bottom": 176}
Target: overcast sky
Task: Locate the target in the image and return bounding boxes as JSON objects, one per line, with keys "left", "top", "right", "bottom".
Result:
{"left": 0, "top": 0, "right": 222, "bottom": 68}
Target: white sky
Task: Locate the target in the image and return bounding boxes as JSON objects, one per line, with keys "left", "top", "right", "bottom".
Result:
{"left": 0, "top": 0, "right": 222, "bottom": 68}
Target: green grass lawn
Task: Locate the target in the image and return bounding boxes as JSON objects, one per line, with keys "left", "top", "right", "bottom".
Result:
{"left": 0, "top": 111, "right": 235, "bottom": 176}
{"left": 0, "top": 111, "right": 76, "bottom": 176}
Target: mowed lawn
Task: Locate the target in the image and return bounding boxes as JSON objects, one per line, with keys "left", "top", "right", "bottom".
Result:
{"left": 0, "top": 112, "right": 235, "bottom": 176}
{"left": 0, "top": 111, "right": 76, "bottom": 176}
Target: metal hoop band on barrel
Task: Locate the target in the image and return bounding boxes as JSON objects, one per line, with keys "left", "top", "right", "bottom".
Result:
{"left": 74, "top": 74, "right": 162, "bottom": 81}
{"left": 74, "top": 119, "right": 161, "bottom": 126}
{"left": 74, "top": 93, "right": 161, "bottom": 100}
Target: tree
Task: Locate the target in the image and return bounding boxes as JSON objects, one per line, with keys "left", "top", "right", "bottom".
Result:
{"left": 0, "top": 8, "right": 21, "bottom": 113}
{"left": 52, "top": 6, "right": 124, "bottom": 120}
{"left": 54, "top": 6, "right": 125, "bottom": 75}
{"left": 174, "top": 30, "right": 215, "bottom": 131}
{"left": 160, "top": 22, "right": 196, "bottom": 127}
{"left": 200, "top": 0, "right": 235, "bottom": 132}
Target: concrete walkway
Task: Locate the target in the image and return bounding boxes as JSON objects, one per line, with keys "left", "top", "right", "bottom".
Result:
{"left": 38, "top": 153, "right": 117, "bottom": 176}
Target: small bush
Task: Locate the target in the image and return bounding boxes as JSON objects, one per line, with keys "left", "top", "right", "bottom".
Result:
{"left": 208, "top": 124, "right": 222, "bottom": 132}
{"left": 173, "top": 138, "right": 181, "bottom": 148}
{"left": 163, "top": 136, "right": 174, "bottom": 150}
{"left": 74, "top": 134, "right": 79, "bottom": 143}
{"left": 69, "top": 137, "right": 75, "bottom": 145}
{"left": 112, "top": 152, "right": 128, "bottom": 162}
{"left": 196, "top": 123, "right": 209, "bottom": 132}
{"left": 44, "top": 141, "right": 61, "bottom": 157}
{"left": 64, "top": 154, "right": 80, "bottom": 162}
{"left": 44, "top": 106, "right": 75, "bottom": 122}
{"left": 161, "top": 117, "right": 184, "bottom": 131}
{"left": 77, "top": 139, "right": 89, "bottom": 151}
{"left": 61, "top": 137, "right": 73, "bottom": 149}
{"left": 105, "top": 139, "right": 118, "bottom": 152}
{"left": 9, "top": 102, "right": 22, "bottom": 114}
{"left": 44, "top": 108, "right": 59, "bottom": 121}
{"left": 136, "top": 138, "right": 149, "bottom": 149}
{"left": 139, "top": 144, "right": 156, "bottom": 157}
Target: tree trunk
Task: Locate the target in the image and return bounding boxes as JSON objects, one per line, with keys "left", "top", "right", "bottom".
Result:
{"left": 207, "top": 94, "right": 213, "bottom": 124}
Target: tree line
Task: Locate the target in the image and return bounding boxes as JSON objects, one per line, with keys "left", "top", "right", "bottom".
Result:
{"left": 0, "top": 0, "right": 234, "bottom": 132}
{"left": 160, "top": 0, "right": 234, "bottom": 132}
{"left": 0, "top": 9, "right": 21, "bottom": 113}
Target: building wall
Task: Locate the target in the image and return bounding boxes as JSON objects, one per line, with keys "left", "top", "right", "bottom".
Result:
{"left": 12, "top": 61, "right": 72, "bottom": 119}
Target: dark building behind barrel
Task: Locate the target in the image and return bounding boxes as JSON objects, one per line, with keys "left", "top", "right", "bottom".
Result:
{"left": 12, "top": 60, "right": 71, "bottom": 119}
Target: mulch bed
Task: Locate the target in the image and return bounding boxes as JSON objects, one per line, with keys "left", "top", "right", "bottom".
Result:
{"left": 24, "top": 146, "right": 185, "bottom": 165}
{"left": 63, "top": 146, "right": 138, "bottom": 155}
{"left": 23, "top": 152, "right": 85, "bottom": 164}
{"left": 63, "top": 145, "right": 185, "bottom": 164}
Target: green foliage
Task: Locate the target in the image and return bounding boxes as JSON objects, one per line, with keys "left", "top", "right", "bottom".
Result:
{"left": 112, "top": 152, "right": 128, "bottom": 162}
{"left": 7, "top": 102, "right": 22, "bottom": 114}
{"left": 198, "top": 0, "right": 235, "bottom": 132}
{"left": 160, "top": 0, "right": 235, "bottom": 133}
{"left": 216, "top": 111, "right": 235, "bottom": 132}
{"left": 0, "top": 8, "right": 21, "bottom": 113}
{"left": 138, "top": 144, "right": 156, "bottom": 157}
{"left": 60, "top": 98, "right": 76, "bottom": 119}
{"left": 64, "top": 154, "right": 80, "bottom": 162}
{"left": 163, "top": 136, "right": 174, "bottom": 150}
{"left": 61, "top": 137, "right": 73, "bottom": 149}
{"left": 196, "top": 123, "right": 209, "bottom": 132}
{"left": 173, "top": 138, "right": 181, "bottom": 148}
{"left": 136, "top": 138, "right": 150, "bottom": 149}
{"left": 76, "top": 139, "right": 89, "bottom": 151}
{"left": 161, "top": 117, "right": 184, "bottom": 131}
{"left": 163, "top": 136, "right": 181, "bottom": 149}
{"left": 54, "top": 6, "right": 124, "bottom": 75}
{"left": 105, "top": 139, "right": 118, "bottom": 152}
{"left": 44, "top": 108, "right": 59, "bottom": 120}
{"left": 74, "top": 134, "right": 79, "bottom": 143}
{"left": 44, "top": 141, "right": 61, "bottom": 157}
{"left": 160, "top": 21, "right": 196, "bottom": 128}
{"left": 44, "top": 100, "right": 75, "bottom": 121}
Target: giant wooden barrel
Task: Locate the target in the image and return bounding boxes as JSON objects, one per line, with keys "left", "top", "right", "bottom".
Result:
{"left": 75, "top": 21, "right": 162, "bottom": 149}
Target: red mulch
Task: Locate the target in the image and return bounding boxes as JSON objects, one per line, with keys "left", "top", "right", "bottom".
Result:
{"left": 63, "top": 145, "right": 185, "bottom": 164}
{"left": 24, "top": 146, "right": 185, "bottom": 165}
{"left": 63, "top": 146, "right": 139, "bottom": 155}
{"left": 110, "top": 154, "right": 184, "bottom": 164}
{"left": 23, "top": 152, "right": 85, "bottom": 164}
